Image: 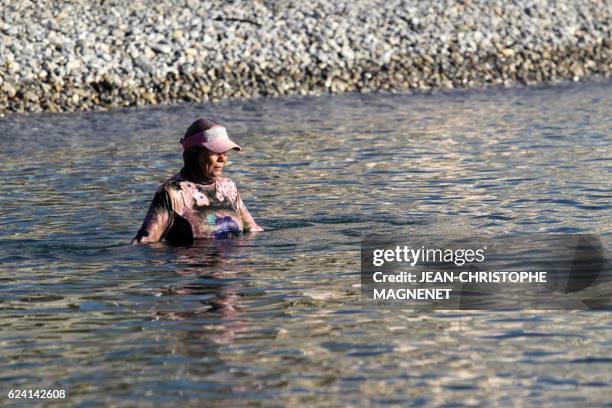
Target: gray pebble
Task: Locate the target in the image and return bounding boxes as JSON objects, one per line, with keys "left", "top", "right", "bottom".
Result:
{"left": 0, "top": 0, "right": 610, "bottom": 113}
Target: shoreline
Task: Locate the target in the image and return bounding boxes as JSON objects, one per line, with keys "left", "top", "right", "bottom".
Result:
{"left": 1, "top": 0, "right": 610, "bottom": 114}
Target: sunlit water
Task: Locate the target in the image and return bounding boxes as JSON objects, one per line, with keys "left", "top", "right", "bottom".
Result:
{"left": 1, "top": 81, "right": 611, "bottom": 406}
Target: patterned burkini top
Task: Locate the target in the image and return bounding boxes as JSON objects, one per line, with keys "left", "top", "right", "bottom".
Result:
{"left": 134, "top": 173, "right": 259, "bottom": 243}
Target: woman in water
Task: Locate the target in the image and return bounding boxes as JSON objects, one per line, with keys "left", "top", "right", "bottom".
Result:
{"left": 131, "top": 118, "right": 263, "bottom": 244}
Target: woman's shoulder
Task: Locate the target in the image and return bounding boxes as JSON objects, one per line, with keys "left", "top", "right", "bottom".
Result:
{"left": 155, "top": 173, "right": 191, "bottom": 192}
{"left": 216, "top": 176, "right": 237, "bottom": 189}
{"left": 216, "top": 177, "right": 239, "bottom": 203}
{"left": 153, "top": 173, "right": 190, "bottom": 213}
{"left": 152, "top": 173, "right": 190, "bottom": 204}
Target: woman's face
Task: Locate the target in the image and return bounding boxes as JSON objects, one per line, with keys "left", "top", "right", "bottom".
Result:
{"left": 198, "top": 149, "right": 229, "bottom": 180}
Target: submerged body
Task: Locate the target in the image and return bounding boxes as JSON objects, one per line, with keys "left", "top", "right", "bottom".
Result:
{"left": 134, "top": 173, "right": 260, "bottom": 244}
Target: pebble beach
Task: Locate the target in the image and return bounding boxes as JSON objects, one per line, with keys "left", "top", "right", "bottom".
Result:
{"left": 0, "top": 0, "right": 610, "bottom": 113}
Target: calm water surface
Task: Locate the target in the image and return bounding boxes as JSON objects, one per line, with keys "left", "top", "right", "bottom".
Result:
{"left": 1, "top": 81, "right": 611, "bottom": 406}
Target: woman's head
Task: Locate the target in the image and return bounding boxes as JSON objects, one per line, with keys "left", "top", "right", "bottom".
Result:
{"left": 180, "top": 118, "right": 239, "bottom": 182}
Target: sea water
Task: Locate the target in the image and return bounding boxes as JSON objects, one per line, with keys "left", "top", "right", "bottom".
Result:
{"left": 0, "top": 81, "right": 610, "bottom": 405}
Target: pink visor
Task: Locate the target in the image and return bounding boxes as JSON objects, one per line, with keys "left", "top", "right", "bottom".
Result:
{"left": 180, "top": 126, "right": 241, "bottom": 153}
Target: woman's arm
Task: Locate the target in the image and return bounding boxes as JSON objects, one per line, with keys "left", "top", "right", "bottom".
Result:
{"left": 236, "top": 190, "right": 264, "bottom": 232}
{"left": 131, "top": 188, "right": 174, "bottom": 244}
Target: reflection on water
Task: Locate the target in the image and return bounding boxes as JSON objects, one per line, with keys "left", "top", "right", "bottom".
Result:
{"left": 0, "top": 81, "right": 611, "bottom": 405}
